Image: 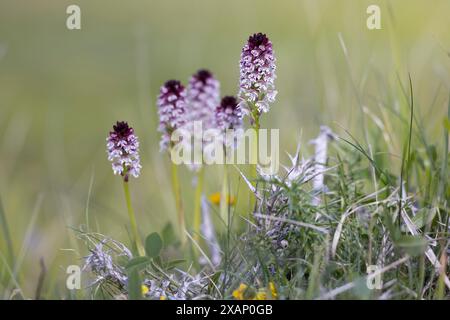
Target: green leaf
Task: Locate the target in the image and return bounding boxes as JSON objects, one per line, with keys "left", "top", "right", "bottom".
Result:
{"left": 145, "top": 232, "right": 163, "bottom": 258}
{"left": 209, "top": 271, "right": 222, "bottom": 292}
{"left": 125, "top": 256, "right": 151, "bottom": 271}
{"left": 127, "top": 268, "right": 142, "bottom": 300}
{"left": 427, "top": 145, "right": 437, "bottom": 163}
{"left": 153, "top": 256, "right": 163, "bottom": 268}
{"left": 166, "top": 259, "right": 186, "bottom": 270}
{"left": 443, "top": 117, "right": 450, "bottom": 132}
{"left": 162, "top": 223, "right": 177, "bottom": 247}
{"left": 383, "top": 213, "right": 400, "bottom": 242}
{"left": 0, "top": 196, "right": 14, "bottom": 264}
{"left": 352, "top": 277, "right": 372, "bottom": 299}
{"left": 401, "top": 208, "right": 437, "bottom": 231}
{"left": 396, "top": 235, "right": 427, "bottom": 257}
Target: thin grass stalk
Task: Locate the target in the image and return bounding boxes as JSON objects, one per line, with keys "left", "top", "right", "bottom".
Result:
{"left": 434, "top": 240, "right": 447, "bottom": 299}
{"left": 171, "top": 161, "right": 186, "bottom": 245}
{"left": 220, "top": 165, "right": 229, "bottom": 225}
{"left": 0, "top": 196, "right": 14, "bottom": 265}
{"left": 249, "top": 113, "right": 260, "bottom": 213}
{"left": 193, "top": 167, "right": 204, "bottom": 243}
{"left": 122, "top": 178, "right": 145, "bottom": 256}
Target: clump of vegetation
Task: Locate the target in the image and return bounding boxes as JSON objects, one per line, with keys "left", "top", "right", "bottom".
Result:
{"left": 0, "top": 28, "right": 448, "bottom": 300}
{"left": 77, "top": 33, "right": 449, "bottom": 300}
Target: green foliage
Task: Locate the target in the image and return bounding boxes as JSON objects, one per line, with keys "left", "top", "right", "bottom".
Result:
{"left": 1, "top": 1, "right": 449, "bottom": 300}
{"left": 145, "top": 233, "right": 163, "bottom": 259}
{"left": 125, "top": 257, "right": 151, "bottom": 271}
{"left": 127, "top": 268, "right": 142, "bottom": 300}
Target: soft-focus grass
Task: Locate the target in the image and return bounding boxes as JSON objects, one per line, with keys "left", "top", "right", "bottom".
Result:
{"left": 0, "top": 0, "right": 449, "bottom": 298}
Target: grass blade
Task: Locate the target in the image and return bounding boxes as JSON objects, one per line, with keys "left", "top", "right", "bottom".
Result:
{"left": 0, "top": 195, "right": 14, "bottom": 265}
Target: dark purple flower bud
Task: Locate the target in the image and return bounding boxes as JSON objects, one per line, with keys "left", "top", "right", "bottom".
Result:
{"left": 187, "top": 69, "right": 220, "bottom": 128}
{"left": 239, "top": 33, "right": 277, "bottom": 117}
{"left": 107, "top": 121, "right": 142, "bottom": 179}
{"left": 215, "top": 96, "right": 243, "bottom": 130}
{"left": 157, "top": 80, "right": 187, "bottom": 151}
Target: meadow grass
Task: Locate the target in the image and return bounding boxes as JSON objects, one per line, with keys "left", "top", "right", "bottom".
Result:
{"left": 0, "top": 0, "right": 449, "bottom": 300}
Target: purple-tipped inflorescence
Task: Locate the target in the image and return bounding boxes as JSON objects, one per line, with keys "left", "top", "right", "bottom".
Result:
{"left": 187, "top": 69, "right": 220, "bottom": 128}
{"left": 107, "top": 121, "right": 142, "bottom": 180}
{"left": 215, "top": 96, "right": 243, "bottom": 130}
{"left": 239, "top": 33, "right": 277, "bottom": 118}
{"left": 157, "top": 80, "right": 187, "bottom": 151}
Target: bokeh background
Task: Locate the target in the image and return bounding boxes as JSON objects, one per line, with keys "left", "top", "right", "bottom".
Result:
{"left": 0, "top": 0, "right": 449, "bottom": 297}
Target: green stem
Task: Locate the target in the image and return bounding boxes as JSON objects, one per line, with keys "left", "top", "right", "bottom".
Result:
{"left": 249, "top": 115, "right": 260, "bottom": 213}
{"left": 122, "top": 179, "right": 145, "bottom": 256}
{"left": 193, "top": 167, "right": 204, "bottom": 244}
{"left": 171, "top": 162, "right": 186, "bottom": 244}
{"left": 220, "top": 165, "right": 229, "bottom": 226}
{"left": 0, "top": 196, "right": 14, "bottom": 265}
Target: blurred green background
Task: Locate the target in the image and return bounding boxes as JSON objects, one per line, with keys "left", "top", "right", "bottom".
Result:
{"left": 0, "top": 0, "right": 449, "bottom": 297}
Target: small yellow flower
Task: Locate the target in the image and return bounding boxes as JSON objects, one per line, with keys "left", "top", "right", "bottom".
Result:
{"left": 209, "top": 192, "right": 236, "bottom": 206}
{"left": 233, "top": 282, "right": 278, "bottom": 300}
{"left": 141, "top": 285, "right": 149, "bottom": 296}
{"left": 254, "top": 290, "right": 267, "bottom": 300}
{"left": 268, "top": 282, "right": 278, "bottom": 299}
{"left": 159, "top": 295, "right": 167, "bottom": 300}
{"left": 232, "top": 283, "right": 248, "bottom": 300}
